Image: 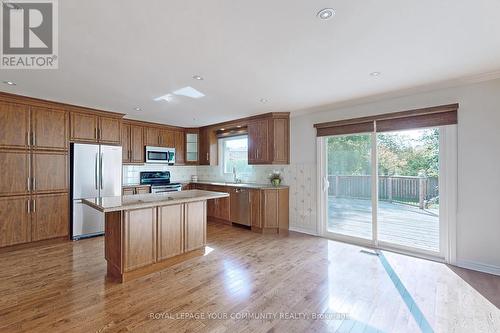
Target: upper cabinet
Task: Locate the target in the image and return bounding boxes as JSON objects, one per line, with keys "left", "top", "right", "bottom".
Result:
{"left": 0, "top": 102, "right": 30, "bottom": 149}
{"left": 70, "top": 112, "right": 121, "bottom": 144}
{"left": 185, "top": 130, "right": 199, "bottom": 164}
{"left": 160, "top": 129, "right": 175, "bottom": 147}
{"left": 174, "top": 130, "right": 185, "bottom": 165}
{"left": 199, "top": 126, "right": 217, "bottom": 166}
{"left": 122, "top": 122, "right": 144, "bottom": 164}
{"left": 248, "top": 114, "right": 289, "bottom": 165}
{"left": 145, "top": 126, "right": 160, "bottom": 146}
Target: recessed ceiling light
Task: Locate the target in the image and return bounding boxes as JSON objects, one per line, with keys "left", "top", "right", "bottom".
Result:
{"left": 3, "top": 80, "right": 16, "bottom": 86}
{"left": 370, "top": 72, "right": 382, "bottom": 77}
{"left": 260, "top": 98, "right": 268, "bottom": 103}
{"left": 317, "top": 8, "right": 335, "bottom": 20}
{"left": 192, "top": 75, "right": 204, "bottom": 81}
{"left": 134, "top": 107, "right": 142, "bottom": 111}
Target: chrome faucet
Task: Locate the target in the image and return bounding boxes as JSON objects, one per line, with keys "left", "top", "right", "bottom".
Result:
{"left": 233, "top": 166, "right": 241, "bottom": 183}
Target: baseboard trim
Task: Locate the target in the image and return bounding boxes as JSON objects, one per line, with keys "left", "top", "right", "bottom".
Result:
{"left": 454, "top": 260, "right": 500, "bottom": 276}
{"left": 289, "top": 226, "right": 318, "bottom": 236}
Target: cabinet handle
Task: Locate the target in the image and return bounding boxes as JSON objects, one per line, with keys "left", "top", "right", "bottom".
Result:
{"left": 33, "top": 132, "right": 36, "bottom": 146}
{"left": 32, "top": 199, "right": 36, "bottom": 213}
{"left": 32, "top": 178, "right": 36, "bottom": 191}
{"left": 27, "top": 132, "right": 30, "bottom": 146}
{"left": 27, "top": 199, "right": 31, "bottom": 213}
{"left": 27, "top": 177, "right": 31, "bottom": 191}
{"left": 256, "top": 148, "right": 259, "bottom": 159}
{"left": 95, "top": 127, "right": 98, "bottom": 140}
{"left": 206, "top": 153, "right": 209, "bottom": 161}
{"left": 158, "top": 135, "right": 161, "bottom": 145}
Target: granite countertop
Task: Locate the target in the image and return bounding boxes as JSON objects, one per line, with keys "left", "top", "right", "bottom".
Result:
{"left": 82, "top": 189, "right": 229, "bottom": 213}
{"left": 191, "top": 181, "right": 289, "bottom": 190}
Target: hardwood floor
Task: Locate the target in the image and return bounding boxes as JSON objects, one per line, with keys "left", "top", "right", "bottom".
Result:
{"left": 0, "top": 222, "right": 499, "bottom": 332}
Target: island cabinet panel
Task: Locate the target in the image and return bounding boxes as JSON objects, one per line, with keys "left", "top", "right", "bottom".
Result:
{"left": 184, "top": 201, "right": 206, "bottom": 251}
{"left": 123, "top": 207, "right": 157, "bottom": 272}
{"left": 0, "top": 101, "right": 29, "bottom": 149}
{"left": 157, "top": 204, "right": 184, "bottom": 260}
{"left": 32, "top": 193, "right": 69, "bottom": 241}
{"left": 31, "top": 106, "right": 68, "bottom": 151}
{"left": 0, "top": 196, "right": 31, "bottom": 247}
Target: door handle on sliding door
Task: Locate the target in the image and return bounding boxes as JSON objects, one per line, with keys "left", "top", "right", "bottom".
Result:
{"left": 323, "top": 177, "right": 330, "bottom": 193}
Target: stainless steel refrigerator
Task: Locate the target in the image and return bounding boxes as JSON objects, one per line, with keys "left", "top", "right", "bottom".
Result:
{"left": 71, "top": 143, "right": 122, "bottom": 240}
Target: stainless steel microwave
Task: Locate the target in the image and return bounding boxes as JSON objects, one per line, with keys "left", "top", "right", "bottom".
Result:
{"left": 145, "top": 146, "right": 176, "bottom": 164}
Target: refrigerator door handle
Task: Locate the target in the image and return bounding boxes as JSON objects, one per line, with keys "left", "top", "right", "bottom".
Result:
{"left": 100, "top": 152, "right": 103, "bottom": 189}
{"left": 95, "top": 153, "right": 98, "bottom": 190}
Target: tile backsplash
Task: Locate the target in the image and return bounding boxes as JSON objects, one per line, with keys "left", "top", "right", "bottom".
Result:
{"left": 122, "top": 163, "right": 317, "bottom": 235}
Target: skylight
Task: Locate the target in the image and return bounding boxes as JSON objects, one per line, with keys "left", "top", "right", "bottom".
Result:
{"left": 173, "top": 86, "right": 205, "bottom": 99}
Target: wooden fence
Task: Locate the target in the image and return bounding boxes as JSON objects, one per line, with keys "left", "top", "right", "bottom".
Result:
{"left": 328, "top": 175, "right": 439, "bottom": 209}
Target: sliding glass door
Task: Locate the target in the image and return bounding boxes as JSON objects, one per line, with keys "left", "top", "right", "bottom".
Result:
{"left": 323, "top": 127, "right": 443, "bottom": 256}
{"left": 326, "top": 133, "right": 373, "bottom": 240}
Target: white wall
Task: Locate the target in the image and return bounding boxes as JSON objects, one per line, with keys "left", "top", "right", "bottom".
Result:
{"left": 289, "top": 78, "right": 500, "bottom": 273}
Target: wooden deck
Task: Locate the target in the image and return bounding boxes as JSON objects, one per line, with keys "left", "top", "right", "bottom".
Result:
{"left": 328, "top": 197, "right": 439, "bottom": 252}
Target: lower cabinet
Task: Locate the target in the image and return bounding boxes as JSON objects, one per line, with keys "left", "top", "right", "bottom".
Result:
{"left": 0, "top": 196, "right": 31, "bottom": 247}
{"left": 32, "top": 193, "right": 69, "bottom": 241}
{"left": 157, "top": 204, "right": 184, "bottom": 260}
{"left": 120, "top": 202, "right": 206, "bottom": 272}
{"left": 123, "top": 207, "right": 157, "bottom": 272}
{"left": 122, "top": 185, "right": 151, "bottom": 195}
{"left": 184, "top": 201, "right": 207, "bottom": 251}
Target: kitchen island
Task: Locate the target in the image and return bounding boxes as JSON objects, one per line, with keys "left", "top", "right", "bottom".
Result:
{"left": 82, "top": 190, "right": 229, "bottom": 282}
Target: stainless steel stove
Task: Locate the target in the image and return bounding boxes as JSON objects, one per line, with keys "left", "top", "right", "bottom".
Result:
{"left": 140, "top": 171, "right": 182, "bottom": 193}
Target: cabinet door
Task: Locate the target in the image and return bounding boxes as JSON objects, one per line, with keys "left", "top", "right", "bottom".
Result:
{"left": 249, "top": 189, "right": 261, "bottom": 228}
{"left": 32, "top": 107, "right": 68, "bottom": 150}
{"left": 121, "top": 123, "right": 131, "bottom": 162}
{"left": 261, "top": 189, "right": 279, "bottom": 228}
{"left": 32, "top": 151, "right": 68, "bottom": 193}
{"left": 160, "top": 129, "right": 175, "bottom": 147}
{"left": 185, "top": 201, "right": 206, "bottom": 251}
{"left": 122, "top": 187, "right": 135, "bottom": 196}
{"left": 174, "top": 130, "right": 185, "bottom": 165}
{"left": 130, "top": 125, "right": 144, "bottom": 163}
{"left": 99, "top": 117, "right": 121, "bottom": 144}
{"left": 71, "top": 112, "right": 98, "bottom": 142}
{"left": 0, "top": 101, "right": 29, "bottom": 149}
{"left": 135, "top": 186, "right": 150, "bottom": 194}
{"left": 272, "top": 118, "right": 289, "bottom": 164}
{"left": 123, "top": 207, "right": 157, "bottom": 271}
{"left": 248, "top": 119, "right": 269, "bottom": 164}
{"left": 217, "top": 190, "right": 230, "bottom": 221}
{"left": 145, "top": 127, "right": 160, "bottom": 146}
{"left": 158, "top": 204, "right": 184, "bottom": 260}
{"left": 0, "top": 196, "right": 31, "bottom": 247}
{"left": 32, "top": 193, "right": 69, "bottom": 241}
{"left": 0, "top": 151, "right": 30, "bottom": 196}
{"left": 198, "top": 127, "right": 209, "bottom": 165}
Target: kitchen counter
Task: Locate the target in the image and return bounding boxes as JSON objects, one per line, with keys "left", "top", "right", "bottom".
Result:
{"left": 81, "top": 189, "right": 229, "bottom": 283}
{"left": 190, "top": 181, "right": 289, "bottom": 190}
{"left": 82, "top": 190, "right": 229, "bottom": 213}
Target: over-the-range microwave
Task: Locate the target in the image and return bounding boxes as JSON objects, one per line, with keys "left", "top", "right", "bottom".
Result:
{"left": 145, "top": 146, "right": 176, "bottom": 165}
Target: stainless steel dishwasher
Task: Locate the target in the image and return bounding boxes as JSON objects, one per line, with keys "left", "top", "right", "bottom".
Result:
{"left": 230, "top": 188, "right": 250, "bottom": 226}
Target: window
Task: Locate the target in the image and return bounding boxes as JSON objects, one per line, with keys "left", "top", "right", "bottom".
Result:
{"left": 221, "top": 135, "right": 252, "bottom": 176}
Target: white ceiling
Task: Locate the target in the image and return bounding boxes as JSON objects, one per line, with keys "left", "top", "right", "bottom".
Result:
{"left": 2, "top": 0, "right": 500, "bottom": 126}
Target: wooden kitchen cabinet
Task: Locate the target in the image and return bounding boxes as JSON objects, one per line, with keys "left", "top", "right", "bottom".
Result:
{"left": 122, "top": 185, "right": 150, "bottom": 195}
{"left": 123, "top": 207, "right": 157, "bottom": 272}
{"left": 249, "top": 189, "right": 262, "bottom": 228}
{"left": 198, "top": 127, "right": 209, "bottom": 165}
{"left": 0, "top": 150, "right": 30, "bottom": 196}
{"left": 248, "top": 119, "right": 269, "bottom": 164}
{"left": 31, "top": 106, "right": 68, "bottom": 151}
{"left": 32, "top": 193, "right": 69, "bottom": 241}
{"left": 0, "top": 101, "right": 30, "bottom": 149}
{"left": 160, "top": 129, "right": 175, "bottom": 147}
{"left": 259, "top": 188, "right": 289, "bottom": 233}
{"left": 157, "top": 204, "right": 184, "bottom": 260}
{"left": 32, "top": 151, "right": 68, "bottom": 194}
{"left": 0, "top": 196, "right": 31, "bottom": 247}
{"left": 122, "top": 123, "right": 144, "bottom": 163}
{"left": 145, "top": 126, "right": 160, "bottom": 146}
{"left": 70, "top": 112, "right": 121, "bottom": 144}
{"left": 184, "top": 201, "right": 206, "bottom": 251}
{"left": 174, "top": 130, "right": 185, "bottom": 164}
{"left": 70, "top": 112, "right": 98, "bottom": 142}
{"left": 248, "top": 114, "right": 289, "bottom": 165}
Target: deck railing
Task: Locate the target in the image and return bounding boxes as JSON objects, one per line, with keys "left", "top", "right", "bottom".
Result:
{"left": 328, "top": 175, "right": 439, "bottom": 209}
